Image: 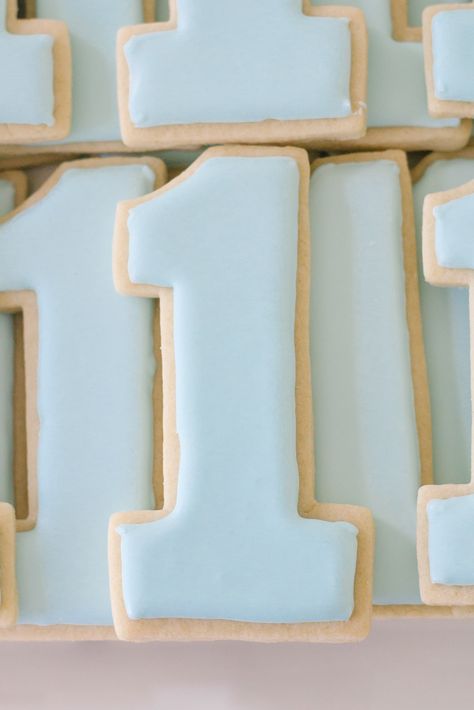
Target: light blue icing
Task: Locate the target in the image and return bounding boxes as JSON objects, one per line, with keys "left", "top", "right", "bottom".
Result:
{"left": 435, "top": 191, "right": 474, "bottom": 269}
{"left": 413, "top": 158, "right": 473, "bottom": 488}
{"left": 0, "top": 178, "right": 15, "bottom": 215}
{"left": 0, "top": 0, "right": 54, "bottom": 126}
{"left": 310, "top": 159, "right": 421, "bottom": 605}
{"left": 36, "top": 0, "right": 145, "bottom": 144}
{"left": 312, "top": 0, "right": 459, "bottom": 129}
{"left": 409, "top": 0, "right": 470, "bottom": 28}
{"left": 0, "top": 163, "right": 157, "bottom": 625}
{"left": 432, "top": 10, "right": 474, "bottom": 103}
{"left": 428, "top": 494, "right": 474, "bottom": 585}
{"left": 119, "top": 155, "right": 359, "bottom": 623}
{"left": 125, "top": 0, "right": 353, "bottom": 127}
{"left": 427, "top": 186, "right": 474, "bottom": 586}
{"left": 0, "top": 178, "right": 17, "bottom": 509}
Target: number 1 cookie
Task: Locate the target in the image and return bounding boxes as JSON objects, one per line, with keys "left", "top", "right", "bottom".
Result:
{"left": 418, "top": 179, "right": 474, "bottom": 606}
{"left": 109, "top": 146, "right": 374, "bottom": 642}
{"left": 117, "top": 1, "right": 368, "bottom": 148}
{"left": 0, "top": 0, "right": 71, "bottom": 144}
{"left": 0, "top": 157, "right": 165, "bottom": 637}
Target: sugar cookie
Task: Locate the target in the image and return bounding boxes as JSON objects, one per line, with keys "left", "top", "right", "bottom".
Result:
{"left": 411, "top": 152, "right": 474, "bottom": 496}
{"left": 0, "top": 170, "right": 27, "bottom": 518}
{"left": 423, "top": 4, "right": 474, "bottom": 119}
{"left": 117, "top": 1, "right": 368, "bottom": 148}
{"left": 0, "top": 157, "right": 166, "bottom": 639}
{"left": 1, "top": 0, "right": 154, "bottom": 154}
{"left": 109, "top": 146, "right": 374, "bottom": 643}
{"left": 418, "top": 178, "right": 474, "bottom": 605}
{"left": 0, "top": 0, "right": 71, "bottom": 144}
{"left": 310, "top": 151, "right": 431, "bottom": 611}
{"left": 0, "top": 171, "right": 25, "bottom": 630}
{"left": 315, "top": 0, "right": 471, "bottom": 150}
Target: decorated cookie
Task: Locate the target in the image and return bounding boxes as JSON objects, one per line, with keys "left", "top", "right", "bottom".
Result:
{"left": 412, "top": 153, "right": 474, "bottom": 496}
{"left": 0, "top": 0, "right": 71, "bottom": 144}
{"left": 417, "top": 178, "right": 474, "bottom": 606}
{"left": 117, "top": 1, "right": 368, "bottom": 148}
{"left": 0, "top": 170, "right": 27, "bottom": 513}
{"left": 310, "top": 151, "right": 431, "bottom": 611}
{"left": 0, "top": 157, "right": 166, "bottom": 639}
{"left": 316, "top": 0, "right": 471, "bottom": 150}
{"left": 410, "top": 151, "right": 474, "bottom": 616}
{"left": 0, "top": 171, "right": 26, "bottom": 629}
{"left": 423, "top": 4, "right": 474, "bottom": 119}
{"left": 2, "top": 0, "right": 154, "bottom": 154}
{"left": 109, "top": 146, "right": 374, "bottom": 643}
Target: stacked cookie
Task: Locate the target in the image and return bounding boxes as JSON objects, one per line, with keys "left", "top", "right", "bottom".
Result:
{"left": 0, "top": 0, "right": 473, "bottom": 642}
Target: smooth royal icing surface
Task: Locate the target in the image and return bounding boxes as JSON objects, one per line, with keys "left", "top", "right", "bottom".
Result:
{"left": 428, "top": 494, "right": 474, "bottom": 585}
{"left": 36, "top": 0, "right": 145, "bottom": 143}
{"left": 125, "top": 0, "right": 353, "bottom": 127}
{"left": 0, "top": 0, "right": 54, "bottom": 126}
{"left": 310, "top": 159, "right": 421, "bottom": 605}
{"left": 312, "top": 0, "right": 459, "bottom": 129}
{"left": 413, "top": 158, "right": 474, "bottom": 489}
{"left": 0, "top": 179, "right": 17, "bottom": 509}
{"left": 119, "top": 156, "right": 359, "bottom": 623}
{"left": 435, "top": 192, "right": 474, "bottom": 269}
{"left": 432, "top": 10, "right": 474, "bottom": 103}
{"left": 0, "top": 163, "right": 156, "bottom": 624}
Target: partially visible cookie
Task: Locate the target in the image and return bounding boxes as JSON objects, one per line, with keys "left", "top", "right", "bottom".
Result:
{"left": 423, "top": 4, "right": 474, "bottom": 119}
{"left": 0, "top": 0, "right": 71, "bottom": 144}
{"left": 323, "top": 0, "right": 471, "bottom": 151}
{"left": 117, "top": 1, "right": 368, "bottom": 148}
{"left": 418, "top": 178, "right": 474, "bottom": 606}
{"left": 310, "top": 151, "right": 431, "bottom": 613}
{"left": 0, "top": 171, "right": 24, "bottom": 629}
{"left": 0, "top": 157, "right": 165, "bottom": 639}
{"left": 1, "top": 0, "right": 154, "bottom": 154}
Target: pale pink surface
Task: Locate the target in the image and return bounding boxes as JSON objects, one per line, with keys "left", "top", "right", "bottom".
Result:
{"left": 1, "top": 620, "right": 474, "bottom": 708}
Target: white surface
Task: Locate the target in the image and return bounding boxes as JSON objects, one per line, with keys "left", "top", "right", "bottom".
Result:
{"left": 1, "top": 620, "right": 474, "bottom": 709}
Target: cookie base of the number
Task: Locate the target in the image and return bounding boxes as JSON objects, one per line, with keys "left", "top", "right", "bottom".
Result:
{"left": 4, "top": 601, "right": 474, "bottom": 641}
{"left": 108, "top": 503, "right": 374, "bottom": 643}
{"left": 116, "top": 6, "right": 368, "bottom": 150}
{"left": 118, "top": 116, "right": 368, "bottom": 153}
